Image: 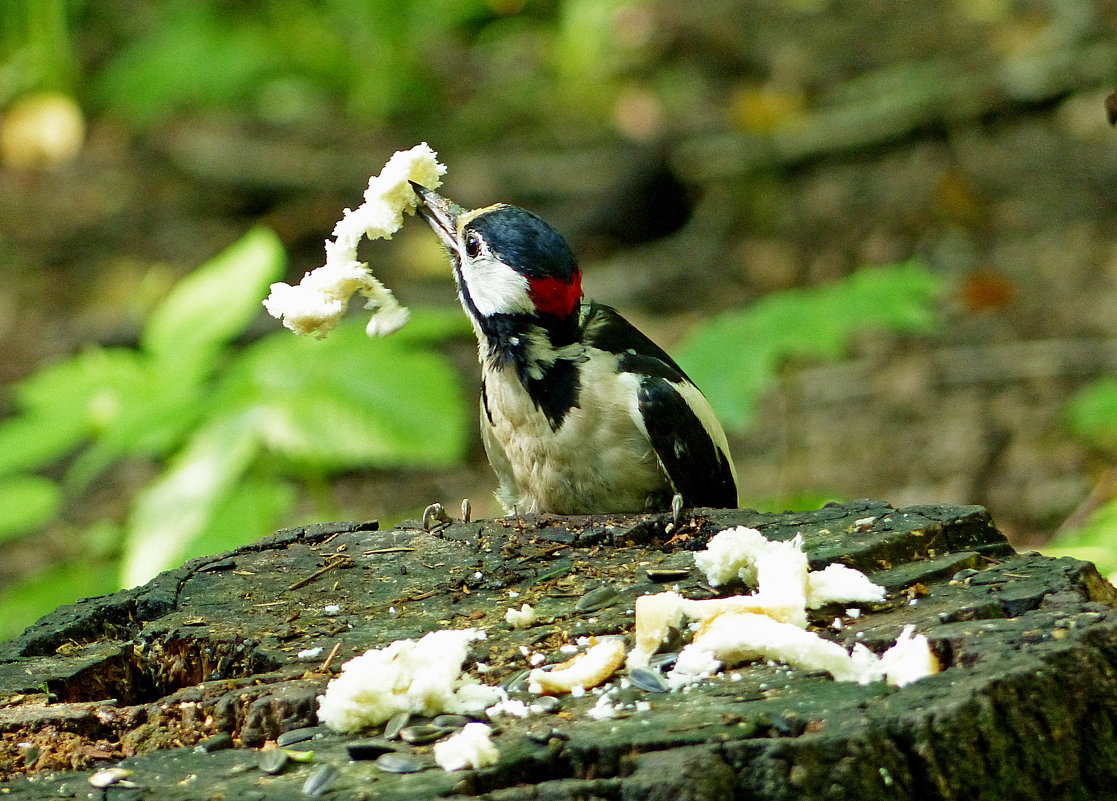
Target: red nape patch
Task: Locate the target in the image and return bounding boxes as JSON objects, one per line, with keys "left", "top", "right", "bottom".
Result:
{"left": 528, "top": 272, "right": 582, "bottom": 318}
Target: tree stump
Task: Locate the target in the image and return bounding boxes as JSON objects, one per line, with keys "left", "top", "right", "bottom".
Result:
{"left": 2, "top": 500, "right": 1116, "bottom": 800}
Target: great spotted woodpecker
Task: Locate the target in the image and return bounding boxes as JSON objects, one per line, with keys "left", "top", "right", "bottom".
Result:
{"left": 413, "top": 184, "right": 737, "bottom": 516}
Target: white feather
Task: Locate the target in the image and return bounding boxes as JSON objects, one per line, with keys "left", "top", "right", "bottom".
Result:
{"left": 481, "top": 352, "right": 668, "bottom": 514}
{"left": 459, "top": 255, "right": 534, "bottom": 318}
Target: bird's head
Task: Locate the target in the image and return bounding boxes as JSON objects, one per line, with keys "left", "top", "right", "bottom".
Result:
{"left": 412, "top": 184, "right": 583, "bottom": 325}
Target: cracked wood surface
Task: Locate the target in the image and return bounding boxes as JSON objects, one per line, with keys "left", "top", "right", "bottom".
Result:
{"left": 2, "top": 500, "right": 1117, "bottom": 800}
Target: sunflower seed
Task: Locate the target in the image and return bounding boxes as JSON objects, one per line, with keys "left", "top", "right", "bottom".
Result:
{"left": 398, "top": 724, "right": 447, "bottom": 744}
{"left": 431, "top": 714, "right": 469, "bottom": 730}
{"left": 258, "top": 748, "right": 290, "bottom": 775}
{"left": 628, "top": 666, "right": 669, "bottom": 693}
{"left": 575, "top": 584, "right": 619, "bottom": 613}
{"left": 277, "top": 727, "right": 322, "bottom": 747}
{"left": 89, "top": 768, "right": 134, "bottom": 789}
{"left": 302, "top": 763, "right": 339, "bottom": 796}
{"left": 384, "top": 711, "right": 411, "bottom": 740}
{"left": 375, "top": 752, "right": 424, "bottom": 774}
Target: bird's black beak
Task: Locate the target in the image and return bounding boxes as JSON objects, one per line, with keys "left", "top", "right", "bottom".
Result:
{"left": 411, "top": 182, "right": 464, "bottom": 257}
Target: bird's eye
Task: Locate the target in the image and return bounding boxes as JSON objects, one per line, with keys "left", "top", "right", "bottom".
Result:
{"left": 464, "top": 232, "right": 482, "bottom": 258}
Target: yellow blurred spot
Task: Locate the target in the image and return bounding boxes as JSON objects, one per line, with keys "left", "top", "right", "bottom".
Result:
{"left": 612, "top": 84, "right": 664, "bottom": 142}
{"left": 485, "top": 0, "right": 528, "bottom": 14}
{"left": 399, "top": 225, "right": 455, "bottom": 281}
{"left": 728, "top": 85, "right": 806, "bottom": 134}
{"left": 989, "top": 12, "right": 1052, "bottom": 58}
{"left": 952, "top": 0, "right": 1011, "bottom": 24}
{"left": 932, "top": 168, "right": 984, "bottom": 228}
{"left": 0, "top": 91, "right": 85, "bottom": 169}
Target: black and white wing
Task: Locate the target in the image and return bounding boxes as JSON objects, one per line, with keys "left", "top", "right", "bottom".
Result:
{"left": 584, "top": 303, "right": 738, "bottom": 509}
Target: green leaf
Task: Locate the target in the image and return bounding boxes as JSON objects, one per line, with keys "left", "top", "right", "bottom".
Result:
{"left": 1066, "top": 378, "right": 1117, "bottom": 452}
{"left": 677, "top": 260, "right": 944, "bottom": 431}
{"left": 1043, "top": 497, "right": 1117, "bottom": 580}
{"left": 742, "top": 492, "right": 847, "bottom": 515}
{"left": 142, "top": 226, "right": 286, "bottom": 369}
{"left": 92, "top": 5, "right": 280, "bottom": 124}
{"left": 120, "top": 411, "right": 260, "bottom": 587}
{"left": 220, "top": 315, "right": 468, "bottom": 469}
{"left": 10, "top": 347, "right": 202, "bottom": 482}
{"left": 0, "top": 474, "right": 62, "bottom": 543}
{"left": 0, "top": 558, "right": 120, "bottom": 643}
{"left": 177, "top": 475, "right": 296, "bottom": 564}
{"left": 0, "top": 411, "right": 89, "bottom": 477}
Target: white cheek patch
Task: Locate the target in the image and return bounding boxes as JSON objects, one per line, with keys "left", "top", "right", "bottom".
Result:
{"left": 461, "top": 255, "right": 535, "bottom": 317}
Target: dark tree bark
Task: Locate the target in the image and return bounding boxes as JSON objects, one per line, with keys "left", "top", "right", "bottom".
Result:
{"left": 1, "top": 500, "right": 1116, "bottom": 800}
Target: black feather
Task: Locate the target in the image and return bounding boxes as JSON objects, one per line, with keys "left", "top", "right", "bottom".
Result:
{"left": 637, "top": 377, "right": 737, "bottom": 508}
{"left": 585, "top": 303, "right": 736, "bottom": 508}
{"left": 478, "top": 311, "right": 582, "bottom": 431}
{"left": 469, "top": 207, "right": 578, "bottom": 281}
{"left": 584, "top": 303, "right": 687, "bottom": 379}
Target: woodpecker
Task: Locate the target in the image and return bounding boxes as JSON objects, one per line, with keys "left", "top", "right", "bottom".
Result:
{"left": 412, "top": 184, "right": 737, "bottom": 516}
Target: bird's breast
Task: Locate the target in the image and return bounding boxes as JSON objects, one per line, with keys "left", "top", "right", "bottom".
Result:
{"left": 480, "top": 352, "right": 668, "bottom": 513}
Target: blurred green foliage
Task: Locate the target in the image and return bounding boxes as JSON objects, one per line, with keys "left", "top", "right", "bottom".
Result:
{"left": 1044, "top": 381, "right": 1117, "bottom": 579}
{"left": 678, "top": 260, "right": 945, "bottom": 433}
{"left": 1065, "top": 379, "right": 1117, "bottom": 452}
{"left": 0, "top": 229, "right": 470, "bottom": 640}
{"left": 0, "top": 0, "right": 76, "bottom": 104}
{"left": 90, "top": 0, "right": 488, "bottom": 126}
{"left": 676, "top": 260, "right": 945, "bottom": 514}
{"left": 4, "top": 0, "right": 649, "bottom": 135}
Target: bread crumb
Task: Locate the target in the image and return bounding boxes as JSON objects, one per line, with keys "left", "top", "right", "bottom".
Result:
{"left": 505, "top": 603, "right": 537, "bottom": 629}
{"left": 529, "top": 637, "right": 626, "bottom": 694}
{"left": 434, "top": 722, "right": 499, "bottom": 771}
{"left": 263, "top": 143, "right": 445, "bottom": 338}
{"left": 316, "top": 627, "right": 498, "bottom": 732}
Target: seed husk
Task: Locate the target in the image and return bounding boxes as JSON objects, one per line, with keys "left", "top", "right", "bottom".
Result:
{"left": 258, "top": 749, "right": 289, "bottom": 775}
{"left": 375, "top": 752, "right": 425, "bottom": 774}
{"left": 527, "top": 726, "right": 569, "bottom": 743}
{"left": 503, "top": 668, "right": 531, "bottom": 693}
{"left": 431, "top": 714, "right": 469, "bottom": 730}
{"left": 645, "top": 568, "right": 690, "bottom": 582}
{"left": 197, "top": 732, "right": 234, "bottom": 752}
{"left": 575, "top": 584, "right": 619, "bottom": 613}
{"left": 277, "top": 727, "right": 322, "bottom": 747}
{"left": 384, "top": 711, "right": 411, "bottom": 740}
{"left": 529, "top": 695, "right": 560, "bottom": 713}
{"left": 628, "top": 666, "right": 670, "bottom": 693}
{"left": 649, "top": 651, "right": 679, "bottom": 671}
{"left": 398, "top": 724, "right": 447, "bottom": 744}
{"left": 89, "top": 768, "right": 134, "bottom": 789}
{"left": 302, "top": 763, "right": 339, "bottom": 796}
{"left": 345, "top": 740, "right": 396, "bottom": 761}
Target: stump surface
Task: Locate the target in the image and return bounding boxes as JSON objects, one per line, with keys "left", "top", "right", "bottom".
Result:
{"left": 2, "top": 500, "right": 1116, "bottom": 800}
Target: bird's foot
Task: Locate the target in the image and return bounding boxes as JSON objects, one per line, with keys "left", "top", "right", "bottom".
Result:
{"left": 671, "top": 493, "right": 685, "bottom": 526}
{"left": 422, "top": 502, "right": 452, "bottom": 531}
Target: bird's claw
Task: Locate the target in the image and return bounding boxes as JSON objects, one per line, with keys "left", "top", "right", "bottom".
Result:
{"left": 671, "top": 493, "right": 684, "bottom": 526}
{"left": 422, "top": 502, "right": 452, "bottom": 531}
